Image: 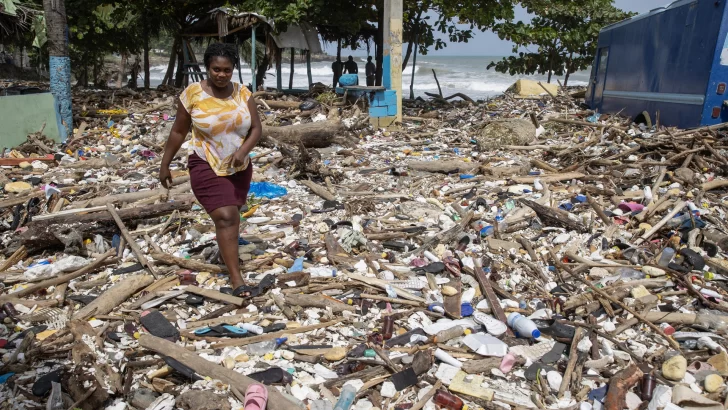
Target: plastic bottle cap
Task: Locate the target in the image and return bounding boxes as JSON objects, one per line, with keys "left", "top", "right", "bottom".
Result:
{"left": 532, "top": 329, "right": 541, "bottom": 338}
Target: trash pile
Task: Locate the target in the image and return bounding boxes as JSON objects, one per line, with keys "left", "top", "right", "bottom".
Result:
{"left": 0, "top": 81, "right": 728, "bottom": 410}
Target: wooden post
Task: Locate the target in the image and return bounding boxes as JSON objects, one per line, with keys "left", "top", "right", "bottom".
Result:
{"left": 382, "top": 0, "right": 403, "bottom": 125}
{"left": 289, "top": 48, "right": 295, "bottom": 89}
{"left": 409, "top": 27, "right": 418, "bottom": 100}
{"left": 251, "top": 25, "right": 257, "bottom": 91}
{"left": 306, "top": 50, "right": 313, "bottom": 90}
{"left": 276, "top": 48, "right": 282, "bottom": 92}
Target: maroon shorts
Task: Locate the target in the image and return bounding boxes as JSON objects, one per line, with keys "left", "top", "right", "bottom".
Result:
{"left": 188, "top": 153, "right": 253, "bottom": 213}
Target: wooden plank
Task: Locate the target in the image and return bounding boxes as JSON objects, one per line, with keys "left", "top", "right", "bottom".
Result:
{"left": 185, "top": 285, "right": 245, "bottom": 306}
{"left": 473, "top": 264, "right": 513, "bottom": 337}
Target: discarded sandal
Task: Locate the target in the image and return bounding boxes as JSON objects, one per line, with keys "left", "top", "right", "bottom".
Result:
{"left": 140, "top": 309, "right": 180, "bottom": 342}
{"left": 194, "top": 324, "right": 248, "bottom": 338}
{"left": 247, "top": 367, "right": 293, "bottom": 385}
{"left": 233, "top": 274, "right": 275, "bottom": 297}
{"left": 244, "top": 383, "right": 268, "bottom": 410}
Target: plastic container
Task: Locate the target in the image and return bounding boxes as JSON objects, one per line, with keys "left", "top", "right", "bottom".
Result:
{"left": 241, "top": 323, "right": 264, "bottom": 335}
{"left": 696, "top": 313, "right": 728, "bottom": 331}
{"left": 507, "top": 313, "right": 541, "bottom": 339}
{"left": 434, "top": 390, "right": 464, "bottom": 410}
{"left": 641, "top": 373, "right": 656, "bottom": 400}
{"left": 247, "top": 337, "right": 287, "bottom": 355}
{"left": 434, "top": 348, "right": 462, "bottom": 368}
{"left": 658, "top": 248, "right": 676, "bottom": 267}
{"left": 382, "top": 316, "right": 394, "bottom": 340}
{"left": 333, "top": 384, "right": 357, "bottom": 410}
{"left": 616, "top": 267, "right": 645, "bottom": 280}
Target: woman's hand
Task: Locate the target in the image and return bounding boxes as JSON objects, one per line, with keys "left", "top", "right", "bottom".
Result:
{"left": 159, "top": 165, "right": 173, "bottom": 188}
{"left": 232, "top": 147, "right": 249, "bottom": 168}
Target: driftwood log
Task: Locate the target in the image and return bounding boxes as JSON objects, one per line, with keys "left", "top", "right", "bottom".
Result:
{"left": 139, "top": 334, "right": 298, "bottom": 410}
{"left": 262, "top": 120, "right": 344, "bottom": 148}
{"left": 604, "top": 365, "right": 643, "bottom": 410}
{"left": 520, "top": 199, "right": 588, "bottom": 233}
{"left": 19, "top": 200, "right": 193, "bottom": 253}
{"left": 74, "top": 274, "right": 154, "bottom": 320}
{"left": 408, "top": 160, "right": 479, "bottom": 174}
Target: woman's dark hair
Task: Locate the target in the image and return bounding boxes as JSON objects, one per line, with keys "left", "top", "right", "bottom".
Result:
{"left": 203, "top": 42, "right": 239, "bottom": 69}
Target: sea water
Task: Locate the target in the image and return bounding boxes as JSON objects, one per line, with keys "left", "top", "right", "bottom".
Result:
{"left": 143, "top": 55, "right": 590, "bottom": 100}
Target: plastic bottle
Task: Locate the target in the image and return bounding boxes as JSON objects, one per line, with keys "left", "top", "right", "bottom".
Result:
{"left": 433, "top": 390, "right": 464, "bottom": 410}
{"left": 696, "top": 313, "right": 728, "bottom": 331}
{"left": 333, "top": 385, "right": 357, "bottom": 410}
{"left": 382, "top": 316, "right": 394, "bottom": 340}
{"left": 616, "top": 267, "right": 646, "bottom": 280}
{"left": 641, "top": 373, "right": 656, "bottom": 400}
{"left": 309, "top": 267, "right": 337, "bottom": 277}
{"left": 666, "top": 213, "right": 692, "bottom": 229}
{"left": 471, "top": 220, "right": 488, "bottom": 231}
{"left": 658, "top": 248, "right": 676, "bottom": 267}
{"left": 247, "top": 337, "right": 287, "bottom": 355}
{"left": 705, "top": 272, "right": 728, "bottom": 281}
{"left": 495, "top": 209, "right": 508, "bottom": 230}
{"left": 241, "top": 323, "right": 264, "bottom": 335}
{"left": 434, "top": 325, "right": 464, "bottom": 343}
{"left": 507, "top": 313, "right": 541, "bottom": 339}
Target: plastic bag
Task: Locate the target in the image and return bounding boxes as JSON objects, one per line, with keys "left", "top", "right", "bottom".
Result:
{"left": 248, "top": 182, "right": 288, "bottom": 199}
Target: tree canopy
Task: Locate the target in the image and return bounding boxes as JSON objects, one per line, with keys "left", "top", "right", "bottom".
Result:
{"left": 487, "top": 0, "right": 635, "bottom": 84}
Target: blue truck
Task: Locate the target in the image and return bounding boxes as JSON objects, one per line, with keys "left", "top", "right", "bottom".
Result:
{"left": 586, "top": 0, "right": 728, "bottom": 129}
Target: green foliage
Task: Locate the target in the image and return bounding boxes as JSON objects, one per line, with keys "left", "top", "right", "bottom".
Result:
{"left": 488, "top": 0, "right": 635, "bottom": 83}
{"left": 402, "top": 0, "right": 515, "bottom": 69}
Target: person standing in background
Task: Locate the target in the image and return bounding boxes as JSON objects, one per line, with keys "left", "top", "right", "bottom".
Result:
{"left": 331, "top": 57, "right": 343, "bottom": 87}
{"left": 365, "top": 56, "right": 375, "bottom": 86}
{"left": 344, "top": 55, "right": 359, "bottom": 75}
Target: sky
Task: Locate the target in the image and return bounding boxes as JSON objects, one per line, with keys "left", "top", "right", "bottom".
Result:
{"left": 327, "top": 0, "right": 670, "bottom": 57}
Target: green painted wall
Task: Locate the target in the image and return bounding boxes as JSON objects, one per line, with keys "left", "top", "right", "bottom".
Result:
{"left": 0, "top": 93, "right": 62, "bottom": 151}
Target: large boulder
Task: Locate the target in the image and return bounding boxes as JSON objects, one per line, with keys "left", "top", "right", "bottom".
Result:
{"left": 477, "top": 118, "right": 536, "bottom": 151}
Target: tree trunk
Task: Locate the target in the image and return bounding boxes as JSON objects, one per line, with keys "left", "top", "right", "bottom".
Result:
{"left": 336, "top": 38, "right": 342, "bottom": 61}
{"left": 402, "top": 37, "right": 413, "bottom": 72}
{"left": 402, "top": 11, "right": 422, "bottom": 72}
{"left": 162, "top": 37, "right": 179, "bottom": 86}
{"left": 42, "top": 0, "right": 72, "bottom": 137}
{"left": 289, "top": 48, "right": 294, "bottom": 89}
{"left": 255, "top": 52, "right": 268, "bottom": 90}
{"left": 564, "top": 52, "right": 573, "bottom": 87}
{"left": 143, "top": 32, "right": 150, "bottom": 89}
{"left": 117, "top": 53, "right": 127, "bottom": 89}
{"left": 174, "top": 45, "right": 184, "bottom": 87}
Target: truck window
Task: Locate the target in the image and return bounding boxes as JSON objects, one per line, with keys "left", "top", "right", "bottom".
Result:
{"left": 598, "top": 48, "right": 609, "bottom": 74}
{"left": 721, "top": 33, "right": 728, "bottom": 66}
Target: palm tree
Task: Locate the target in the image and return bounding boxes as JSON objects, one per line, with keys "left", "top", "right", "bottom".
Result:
{"left": 42, "top": 0, "right": 72, "bottom": 137}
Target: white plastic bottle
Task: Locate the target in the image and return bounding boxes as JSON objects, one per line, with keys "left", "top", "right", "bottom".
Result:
{"left": 507, "top": 312, "right": 541, "bottom": 339}
{"left": 247, "top": 337, "right": 287, "bottom": 355}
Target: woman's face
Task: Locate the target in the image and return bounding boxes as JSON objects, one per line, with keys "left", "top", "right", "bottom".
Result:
{"left": 208, "top": 56, "right": 234, "bottom": 88}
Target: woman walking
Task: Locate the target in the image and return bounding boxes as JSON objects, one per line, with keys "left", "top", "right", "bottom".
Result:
{"left": 160, "top": 43, "right": 261, "bottom": 296}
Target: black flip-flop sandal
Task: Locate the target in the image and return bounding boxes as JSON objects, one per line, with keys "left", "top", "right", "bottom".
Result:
{"left": 233, "top": 274, "right": 275, "bottom": 297}
{"left": 247, "top": 367, "right": 293, "bottom": 385}
{"left": 140, "top": 310, "right": 180, "bottom": 342}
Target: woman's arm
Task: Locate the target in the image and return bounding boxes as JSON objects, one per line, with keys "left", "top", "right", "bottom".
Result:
{"left": 232, "top": 95, "right": 263, "bottom": 167}
{"left": 159, "top": 100, "right": 192, "bottom": 188}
